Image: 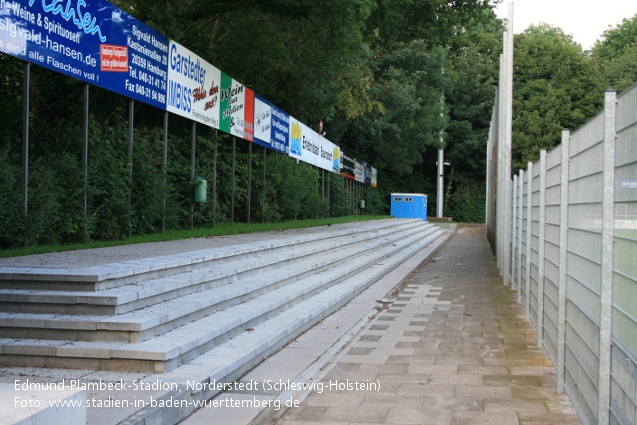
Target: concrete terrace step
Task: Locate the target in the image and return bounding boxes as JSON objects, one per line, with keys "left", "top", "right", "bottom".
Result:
{"left": 0, "top": 225, "right": 443, "bottom": 373}
{"left": 116, "top": 227, "right": 446, "bottom": 425}
{"left": 0, "top": 220, "right": 424, "bottom": 315}
{"left": 0, "top": 223, "right": 435, "bottom": 343}
{"left": 0, "top": 219, "right": 416, "bottom": 292}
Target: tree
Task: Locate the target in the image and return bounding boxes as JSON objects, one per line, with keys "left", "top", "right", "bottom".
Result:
{"left": 591, "top": 14, "right": 637, "bottom": 94}
{"left": 443, "top": 9, "right": 503, "bottom": 221}
{"left": 334, "top": 0, "right": 496, "bottom": 200}
{"left": 0, "top": 0, "right": 505, "bottom": 248}
{"left": 511, "top": 24, "right": 603, "bottom": 170}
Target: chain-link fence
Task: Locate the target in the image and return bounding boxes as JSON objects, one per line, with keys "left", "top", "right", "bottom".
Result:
{"left": 491, "top": 86, "right": 637, "bottom": 425}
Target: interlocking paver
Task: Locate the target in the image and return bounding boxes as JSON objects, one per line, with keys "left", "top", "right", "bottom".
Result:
{"left": 274, "top": 226, "right": 582, "bottom": 425}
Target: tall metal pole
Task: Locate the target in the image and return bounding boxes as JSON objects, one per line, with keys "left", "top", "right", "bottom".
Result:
{"left": 82, "top": 84, "right": 89, "bottom": 231}
{"left": 353, "top": 179, "right": 356, "bottom": 215}
{"left": 322, "top": 168, "right": 325, "bottom": 217}
{"left": 437, "top": 83, "right": 445, "bottom": 219}
{"left": 128, "top": 99, "right": 134, "bottom": 237}
{"left": 22, "top": 62, "right": 30, "bottom": 220}
{"left": 502, "top": 3, "right": 515, "bottom": 286}
{"left": 162, "top": 111, "right": 168, "bottom": 233}
{"left": 349, "top": 179, "right": 353, "bottom": 215}
{"left": 247, "top": 142, "right": 252, "bottom": 224}
{"left": 190, "top": 121, "right": 196, "bottom": 230}
{"left": 212, "top": 135, "right": 218, "bottom": 227}
{"left": 327, "top": 172, "right": 330, "bottom": 218}
{"left": 262, "top": 147, "right": 266, "bottom": 223}
{"left": 497, "top": 52, "right": 505, "bottom": 272}
{"left": 437, "top": 148, "right": 444, "bottom": 217}
{"left": 231, "top": 136, "right": 236, "bottom": 225}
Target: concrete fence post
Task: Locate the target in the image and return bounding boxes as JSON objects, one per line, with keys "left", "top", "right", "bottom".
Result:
{"left": 512, "top": 174, "right": 518, "bottom": 290}
{"left": 525, "top": 161, "right": 533, "bottom": 319}
{"left": 502, "top": 4, "right": 514, "bottom": 286}
{"left": 497, "top": 53, "right": 505, "bottom": 273}
{"left": 598, "top": 90, "right": 616, "bottom": 425}
{"left": 537, "top": 150, "right": 547, "bottom": 347}
{"left": 518, "top": 169, "right": 524, "bottom": 304}
{"left": 556, "top": 129, "right": 570, "bottom": 393}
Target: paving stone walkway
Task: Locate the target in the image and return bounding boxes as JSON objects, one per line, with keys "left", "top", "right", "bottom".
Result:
{"left": 273, "top": 226, "right": 583, "bottom": 425}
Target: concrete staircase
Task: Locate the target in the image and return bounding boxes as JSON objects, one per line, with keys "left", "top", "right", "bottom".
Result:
{"left": 0, "top": 221, "right": 442, "bottom": 370}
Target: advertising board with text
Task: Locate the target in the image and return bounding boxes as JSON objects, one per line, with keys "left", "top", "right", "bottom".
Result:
{"left": 354, "top": 161, "right": 364, "bottom": 183}
{"left": 166, "top": 41, "right": 220, "bottom": 128}
{"left": 0, "top": 1, "right": 377, "bottom": 182}
{"left": 219, "top": 72, "right": 253, "bottom": 141}
{"left": 254, "top": 95, "right": 289, "bottom": 154}
{"left": 0, "top": 0, "right": 168, "bottom": 109}
{"left": 340, "top": 153, "right": 355, "bottom": 179}
{"left": 286, "top": 119, "right": 340, "bottom": 172}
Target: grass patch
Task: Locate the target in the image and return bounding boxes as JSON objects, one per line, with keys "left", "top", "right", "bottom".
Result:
{"left": 0, "top": 215, "right": 391, "bottom": 259}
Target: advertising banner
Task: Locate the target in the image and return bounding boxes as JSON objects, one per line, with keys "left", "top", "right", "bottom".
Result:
{"left": 219, "top": 72, "right": 253, "bottom": 141}
{"left": 0, "top": 0, "right": 168, "bottom": 109}
{"left": 254, "top": 95, "right": 289, "bottom": 154}
{"left": 331, "top": 144, "right": 341, "bottom": 173}
{"left": 166, "top": 41, "right": 220, "bottom": 128}
{"left": 354, "top": 160, "right": 364, "bottom": 183}
{"left": 0, "top": 1, "right": 376, "bottom": 179}
{"left": 314, "top": 137, "right": 340, "bottom": 173}
{"left": 289, "top": 121, "right": 340, "bottom": 172}
{"left": 340, "top": 153, "right": 355, "bottom": 179}
{"left": 371, "top": 167, "right": 378, "bottom": 187}
{"left": 299, "top": 122, "right": 320, "bottom": 167}
{"left": 270, "top": 103, "right": 289, "bottom": 154}
{"left": 289, "top": 116, "right": 302, "bottom": 161}
{"left": 253, "top": 96, "right": 271, "bottom": 143}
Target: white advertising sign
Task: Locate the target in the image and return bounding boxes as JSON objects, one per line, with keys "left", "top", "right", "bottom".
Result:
{"left": 254, "top": 97, "right": 271, "bottom": 142}
{"left": 167, "top": 41, "right": 221, "bottom": 128}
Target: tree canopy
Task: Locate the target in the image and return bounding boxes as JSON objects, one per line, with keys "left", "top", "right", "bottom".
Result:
{"left": 591, "top": 14, "right": 637, "bottom": 94}
{"left": 511, "top": 24, "right": 603, "bottom": 170}
{"left": 0, "top": 0, "right": 501, "bottom": 248}
{"left": 3, "top": 0, "right": 628, "bottom": 248}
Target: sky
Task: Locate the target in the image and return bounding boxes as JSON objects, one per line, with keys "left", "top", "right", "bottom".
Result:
{"left": 494, "top": 0, "right": 637, "bottom": 50}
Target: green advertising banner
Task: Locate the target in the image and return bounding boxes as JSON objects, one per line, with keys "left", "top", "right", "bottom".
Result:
{"left": 219, "top": 72, "right": 254, "bottom": 141}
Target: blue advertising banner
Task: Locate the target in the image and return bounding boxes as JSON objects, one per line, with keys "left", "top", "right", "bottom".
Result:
{"left": 364, "top": 162, "right": 372, "bottom": 185}
{"left": 0, "top": 0, "right": 168, "bottom": 109}
{"left": 253, "top": 94, "right": 289, "bottom": 155}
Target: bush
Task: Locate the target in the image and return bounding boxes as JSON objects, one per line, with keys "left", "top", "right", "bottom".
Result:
{"left": 447, "top": 182, "right": 485, "bottom": 223}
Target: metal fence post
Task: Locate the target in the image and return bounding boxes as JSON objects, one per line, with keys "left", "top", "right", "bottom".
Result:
{"left": 162, "top": 111, "right": 168, "bottom": 234}
{"left": 512, "top": 174, "right": 518, "bottom": 290}
{"left": 190, "top": 121, "right": 196, "bottom": 230}
{"left": 518, "top": 169, "right": 524, "bottom": 304}
{"left": 598, "top": 90, "right": 616, "bottom": 425}
{"left": 537, "top": 150, "right": 547, "bottom": 347}
{"left": 557, "top": 129, "right": 570, "bottom": 393}
{"left": 503, "top": 5, "right": 514, "bottom": 286}
{"left": 22, "top": 61, "right": 30, "bottom": 220}
{"left": 231, "top": 136, "right": 236, "bottom": 225}
{"left": 497, "top": 54, "right": 504, "bottom": 272}
{"left": 128, "top": 99, "right": 134, "bottom": 237}
{"left": 83, "top": 84, "right": 89, "bottom": 229}
{"left": 525, "top": 161, "right": 533, "bottom": 319}
{"left": 248, "top": 142, "right": 252, "bottom": 224}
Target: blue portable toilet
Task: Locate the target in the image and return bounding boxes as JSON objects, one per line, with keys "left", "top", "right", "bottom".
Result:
{"left": 390, "top": 193, "right": 428, "bottom": 222}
